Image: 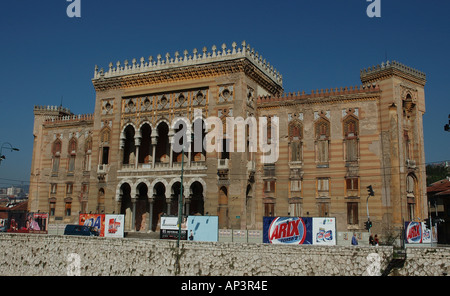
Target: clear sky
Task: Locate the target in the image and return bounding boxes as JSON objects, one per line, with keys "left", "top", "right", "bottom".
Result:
{"left": 0, "top": 0, "right": 449, "bottom": 186}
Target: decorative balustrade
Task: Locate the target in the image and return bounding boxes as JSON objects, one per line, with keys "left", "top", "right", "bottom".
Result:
{"left": 93, "top": 41, "right": 283, "bottom": 86}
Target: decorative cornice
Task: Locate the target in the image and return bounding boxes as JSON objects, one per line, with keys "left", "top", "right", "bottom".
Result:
{"left": 256, "top": 84, "right": 380, "bottom": 109}
{"left": 360, "top": 61, "right": 426, "bottom": 86}
{"left": 92, "top": 41, "right": 283, "bottom": 94}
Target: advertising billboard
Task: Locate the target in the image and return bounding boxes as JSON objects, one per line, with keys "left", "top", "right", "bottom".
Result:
{"left": 160, "top": 216, "right": 187, "bottom": 240}
{"left": 405, "top": 221, "right": 438, "bottom": 244}
{"left": 6, "top": 212, "right": 48, "bottom": 234}
{"left": 105, "top": 214, "right": 125, "bottom": 238}
{"left": 263, "top": 216, "right": 313, "bottom": 245}
{"left": 187, "top": 216, "right": 219, "bottom": 242}
{"left": 79, "top": 214, "right": 105, "bottom": 237}
{"left": 263, "top": 216, "right": 336, "bottom": 245}
{"left": 312, "top": 217, "right": 336, "bottom": 245}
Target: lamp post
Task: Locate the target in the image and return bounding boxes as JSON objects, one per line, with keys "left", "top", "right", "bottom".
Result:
{"left": 0, "top": 142, "right": 20, "bottom": 165}
{"left": 177, "top": 133, "right": 193, "bottom": 248}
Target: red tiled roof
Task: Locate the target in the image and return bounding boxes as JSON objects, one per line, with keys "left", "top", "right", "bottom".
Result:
{"left": 427, "top": 178, "right": 450, "bottom": 193}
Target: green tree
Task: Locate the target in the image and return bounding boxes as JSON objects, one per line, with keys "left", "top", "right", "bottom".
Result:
{"left": 426, "top": 163, "right": 449, "bottom": 186}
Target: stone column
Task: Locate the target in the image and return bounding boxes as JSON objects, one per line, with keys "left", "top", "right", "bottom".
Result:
{"left": 151, "top": 139, "right": 157, "bottom": 168}
{"left": 148, "top": 197, "right": 154, "bottom": 232}
{"left": 131, "top": 199, "right": 136, "bottom": 231}
{"left": 166, "top": 197, "right": 172, "bottom": 215}
{"left": 135, "top": 131, "right": 141, "bottom": 169}
{"left": 185, "top": 195, "right": 191, "bottom": 216}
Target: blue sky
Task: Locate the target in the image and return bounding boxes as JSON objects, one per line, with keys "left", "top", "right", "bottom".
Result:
{"left": 0, "top": 0, "right": 449, "bottom": 185}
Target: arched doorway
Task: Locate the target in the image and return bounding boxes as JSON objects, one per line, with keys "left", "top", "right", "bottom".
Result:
{"left": 170, "top": 182, "right": 181, "bottom": 216}
{"left": 190, "top": 181, "right": 204, "bottom": 215}
{"left": 123, "top": 125, "right": 135, "bottom": 165}
{"left": 119, "top": 183, "right": 132, "bottom": 231}
{"left": 152, "top": 182, "right": 166, "bottom": 231}
{"left": 136, "top": 183, "right": 149, "bottom": 231}
{"left": 138, "top": 123, "right": 152, "bottom": 165}
{"left": 155, "top": 122, "right": 170, "bottom": 164}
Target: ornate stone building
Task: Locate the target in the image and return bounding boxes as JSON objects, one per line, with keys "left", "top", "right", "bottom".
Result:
{"left": 29, "top": 41, "right": 427, "bottom": 238}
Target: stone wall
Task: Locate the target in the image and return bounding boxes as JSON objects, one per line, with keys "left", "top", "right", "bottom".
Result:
{"left": 0, "top": 234, "right": 447, "bottom": 276}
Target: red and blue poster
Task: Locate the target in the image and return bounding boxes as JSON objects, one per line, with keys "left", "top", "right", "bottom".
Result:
{"left": 405, "top": 221, "right": 437, "bottom": 244}
{"left": 405, "top": 221, "right": 423, "bottom": 243}
{"left": 263, "top": 217, "right": 313, "bottom": 244}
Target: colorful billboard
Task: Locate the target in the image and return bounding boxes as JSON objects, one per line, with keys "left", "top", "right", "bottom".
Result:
{"left": 105, "top": 214, "right": 125, "bottom": 238}
{"left": 405, "top": 221, "right": 438, "bottom": 244}
{"left": 6, "top": 212, "right": 48, "bottom": 234}
{"left": 187, "top": 216, "right": 219, "bottom": 242}
{"left": 79, "top": 214, "right": 105, "bottom": 237}
{"left": 263, "top": 217, "right": 313, "bottom": 245}
{"left": 263, "top": 216, "right": 336, "bottom": 245}
{"left": 312, "top": 217, "right": 336, "bottom": 245}
{"left": 160, "top": 216, "right": 187, "bottom": 240}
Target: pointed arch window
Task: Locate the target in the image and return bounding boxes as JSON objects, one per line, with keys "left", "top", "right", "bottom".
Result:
{"left": 289, "top": 121, "right": 303, "bottom": 162}
{"left": 84, "top": 136, "right": 92, "bottom": 171}
{"left": 343, "top": 115, "right": 359, "bottom": 162}
{"left": 52, "top": 139, "right": 62, "bottom": 174}
{"left": 100, "top": 128, "right": 111, "bottom": 165}
{"left": 315, "top": 118, "right": 330, "bottom": 164}
{"left": 68, "top": 138, "right": 77, "bottom": 173}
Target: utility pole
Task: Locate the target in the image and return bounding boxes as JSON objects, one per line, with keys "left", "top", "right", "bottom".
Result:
{"left": 366, "top": 185, "right": 375, "bottom": 234}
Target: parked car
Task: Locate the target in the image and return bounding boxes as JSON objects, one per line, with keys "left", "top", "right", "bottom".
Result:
{"left": 64, "top": 224, "right": 99, "bottom": 237}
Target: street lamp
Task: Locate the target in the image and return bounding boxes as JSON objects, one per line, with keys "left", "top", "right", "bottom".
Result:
{"left": 0, "top": 142, "right": 20, "bottom": 165}
{"left": 177, "top": 132, "right": 193, "bottom": 248}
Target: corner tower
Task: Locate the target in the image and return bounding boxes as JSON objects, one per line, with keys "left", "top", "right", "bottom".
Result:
{"left": 361, "top": 61, "right": 427, "bottom": 232}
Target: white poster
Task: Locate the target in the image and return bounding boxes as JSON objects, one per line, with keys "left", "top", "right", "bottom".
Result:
{"left": 312, "top": 217, "right": 336, "bottom": 245}
{"left": 104, "top": 214, "right": 124, "bottom": 238}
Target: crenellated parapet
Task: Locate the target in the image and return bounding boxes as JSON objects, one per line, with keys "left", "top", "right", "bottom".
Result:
{"left": 43, "top": 113, "right": 94, "bottom": 125}
{"left": 360, "top": 60, "right": 426, "bottom": 86}
{"left": 92, "top": 41, "right": 283, "bottom": 94}
{"left": 33, "top": 105, "right": 71, "bottom": 115}
{"left": 256, "top": 83, "right": 380, "bottom": 105}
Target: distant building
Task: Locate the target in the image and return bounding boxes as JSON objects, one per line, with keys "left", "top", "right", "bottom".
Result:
{"left": 28, "top": 41, "right": 428, "bottom": 240}
{"left": 427, "top": 178, "right": 450, "bottom": 244}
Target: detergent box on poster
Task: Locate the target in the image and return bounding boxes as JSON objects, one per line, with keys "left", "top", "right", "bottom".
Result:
{"left": 79, "top": 214, "right": 105, "bottom": 237}
{"left": 312, "top": 217, "right": 336, "bottom": 245}
{"left": 263, "top": 216, "right": 313, "bottom": 245}
{"left": 105, "top": 214, "right": 124, "bottom": 238}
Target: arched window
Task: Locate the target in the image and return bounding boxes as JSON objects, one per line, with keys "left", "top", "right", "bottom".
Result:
{"left": 68, "top": 138, "right": 77, "bottom": 173}
{"left": 100, "top": 128, "right": 111, "bottom": 165}
{"left": 315, "top": 118, "right": 330, "bottom": 164}
{"left": 289, "top": 121, "right": 303, "bottom": 162}
{"left": 343, "top": 115, "right": 359, "bottom": 162}
{"left": 83, "top": 136, "right": 92, "bottom": 171}
{"left": 52, "top": 139, "right": 62, "bottom": 173}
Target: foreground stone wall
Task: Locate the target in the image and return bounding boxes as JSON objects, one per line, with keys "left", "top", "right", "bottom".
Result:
{"left": 0, "top": 234, "right": 447, "bottom": 276}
